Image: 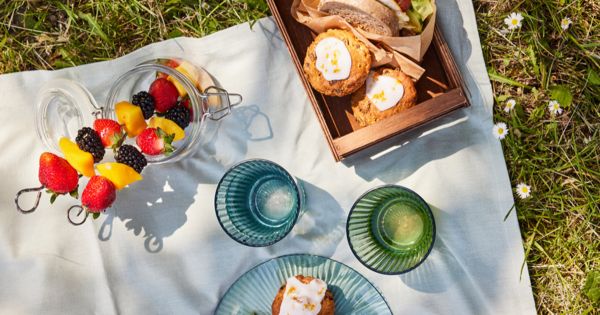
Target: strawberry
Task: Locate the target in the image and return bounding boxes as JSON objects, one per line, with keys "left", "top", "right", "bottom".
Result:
{"left": 93, "top": 119, "right": 125, "bottom": 148}
{"left": 149, "top": 78, "right": 179, "bottom": 113}
{"left": 157, "top": 59, "right": 181, "bottom": 79}
{"left": 396, "top": 0, "right": 411, "bottom": 11}
{"left": 38, "top": 152, "right": 79, "bottom": 202}
{"left": 81, "top": 176, "right": 116, "bottom": 213}
{"left": 165, "top": 59, "right": 181, "bottom": 68}
{"left": 136, "top": 127, "right": 175, "bottom": 156}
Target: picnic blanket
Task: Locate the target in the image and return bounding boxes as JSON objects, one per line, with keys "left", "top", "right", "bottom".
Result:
{"left": 0, "top": 1, "right": 536, "bottom": 313}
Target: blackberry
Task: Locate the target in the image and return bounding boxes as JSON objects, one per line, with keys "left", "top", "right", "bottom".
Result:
{"left": 131, "top": 91, "right": 155, "bottom": 119}
{"left": 115, "top": 145, "right": 147, "bottom": 173}
{"left": 164, "top": 103, "right": 190, "bottom": 129}
{"left": 76, "top": 127, "right": 105, "bottom": 163}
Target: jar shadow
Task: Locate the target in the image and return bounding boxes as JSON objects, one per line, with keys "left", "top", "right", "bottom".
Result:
{"left": 97, "top": 104, "right": 272, "bottom": 253}
{"left": 98, "top": 165, "right": 200, "bottom": 253}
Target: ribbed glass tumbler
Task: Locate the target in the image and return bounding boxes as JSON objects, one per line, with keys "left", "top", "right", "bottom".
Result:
{"left": 215, "top": 159, "right": 303, "bottom": 247}
{"left": 347, "top": 185, "right": 436, "bottom": 274}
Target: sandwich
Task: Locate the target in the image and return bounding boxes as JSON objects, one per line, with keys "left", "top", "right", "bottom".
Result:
{"left": 318, "top": 0, "right": 434, "bottom": 36}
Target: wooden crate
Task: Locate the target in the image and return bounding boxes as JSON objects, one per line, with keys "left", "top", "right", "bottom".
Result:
{"left": 267, "top": 0, "right": 470, "bottom": 161}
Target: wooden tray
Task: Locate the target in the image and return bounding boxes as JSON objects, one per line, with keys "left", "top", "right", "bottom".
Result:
{"left": 267, "top": 0, "right": 470, "bottom": 161}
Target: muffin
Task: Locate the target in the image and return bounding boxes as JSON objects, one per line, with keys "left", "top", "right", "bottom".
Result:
{"left": 351, "top": 67, "right": 417, "bottom": 126}
{"left": 271, "top": 275, "right": 335, "bottom": 315}
{"left": 303, "top": 29, "right": 371, "bottom": 97}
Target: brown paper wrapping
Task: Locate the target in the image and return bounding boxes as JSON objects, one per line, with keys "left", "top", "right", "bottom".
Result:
{"left": 291, "top": 0, "right": 436, "bottom": 80}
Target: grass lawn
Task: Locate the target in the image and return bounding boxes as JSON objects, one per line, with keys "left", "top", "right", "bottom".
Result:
{"left": 1, "top": 0, "right": 598, "bottom": 313}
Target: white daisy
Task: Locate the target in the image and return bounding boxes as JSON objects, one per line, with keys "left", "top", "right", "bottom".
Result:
{"left": 493, "top": 122, "right": 509, "bottom": 139}
{"left": 516, "top": 183, "right": 531, "bottom": 199}
{"left": 548, "top": 100, "right": 563, "bottom": 115}
{"left": 561, "top": 17, "right": 572, "bottom": 31}
{"left": 504, "top": 99, "right": 516, "bottom": 113}
{"left": 504, "top": 12, "right": 524, "bottom": 30}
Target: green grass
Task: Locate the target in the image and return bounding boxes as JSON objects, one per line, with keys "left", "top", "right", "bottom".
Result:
{"left": 475, "top": 1, "right": 599, "bottom": 313}
{"left": 0, "top": 0, "right": 269, "bottom": 72}
{"left": 1, "top": 0, "right": 598, "bottom": 313}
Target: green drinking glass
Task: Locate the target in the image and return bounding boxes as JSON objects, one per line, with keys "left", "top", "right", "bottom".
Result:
{"left": 215, "top": 159, "right": 304, "bottom": 247}
{"left": 347, "top": 185, "right": 435, "bottom": 274}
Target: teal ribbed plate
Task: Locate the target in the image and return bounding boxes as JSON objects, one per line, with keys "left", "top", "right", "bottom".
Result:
{"left": 215, "top": 254, "right": 391, "bottom": 314}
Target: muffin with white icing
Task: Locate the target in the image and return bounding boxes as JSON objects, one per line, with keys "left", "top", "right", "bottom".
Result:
{"left": 303, "top": 29, "right": 371, "bottom": 97}
{"left": 271, "top": 275, "right": 335, "bottom": 315}
{"left": 351, "top": 67, "right": 417, "bottom": 126}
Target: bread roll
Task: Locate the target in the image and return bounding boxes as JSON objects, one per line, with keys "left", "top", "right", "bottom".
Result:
{"left": 318, "top": 0, "right": 400, "bottom": 36}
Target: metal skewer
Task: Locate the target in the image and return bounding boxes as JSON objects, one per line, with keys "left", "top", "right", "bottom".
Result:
{"left": 15, "top": 186, "right": 44, "bottom": 213}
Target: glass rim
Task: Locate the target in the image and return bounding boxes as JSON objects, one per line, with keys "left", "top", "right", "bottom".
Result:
{"left": 214, "top": 253, "right": 392, "bottom": 314}
{"left": 35, "top": 78, "right": 102, "bottom": 153}
{"left": 214, "top": 158, "right": 303, "bottom": 247}
{"left": 346, "top": 184, "right": 437, "bottom": 275}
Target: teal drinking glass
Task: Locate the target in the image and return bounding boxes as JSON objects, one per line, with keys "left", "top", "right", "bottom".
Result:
{"left": 215, "top": 159, "right": 303, "bottom": 247}
{"left": 347, "top": 185, "right": 435, "bottom": 274}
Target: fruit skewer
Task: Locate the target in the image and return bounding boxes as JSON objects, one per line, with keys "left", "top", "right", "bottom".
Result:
{"left": 15, "top": 152, "right": 80, "bottom": 213}
{"left": 15, "top": 76, "right": 182, "bottom": 225}
{"left": 15, "top": 60, "right": 242, "bottom": 225}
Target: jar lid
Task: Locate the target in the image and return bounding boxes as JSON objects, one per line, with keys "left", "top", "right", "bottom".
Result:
{"left": 35, "top": 78, "right": 101, "bottom": 152}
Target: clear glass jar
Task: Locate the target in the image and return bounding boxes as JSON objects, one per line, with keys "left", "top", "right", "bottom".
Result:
{"left": 35, "top": 58, "right": 241, "bottom": 164}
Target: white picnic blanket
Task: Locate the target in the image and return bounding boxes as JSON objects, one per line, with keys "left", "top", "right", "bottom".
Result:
{"left": 0, "top": 1, "right": 536, "bottom": 314}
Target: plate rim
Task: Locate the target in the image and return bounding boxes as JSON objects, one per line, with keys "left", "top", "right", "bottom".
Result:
{"left": 214, "top": 253, "right": 392, "bottom": 314}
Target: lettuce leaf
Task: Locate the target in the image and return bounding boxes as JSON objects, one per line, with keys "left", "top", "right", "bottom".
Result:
{"left": 408, "top": 0, "right": 434, "bottom": 33}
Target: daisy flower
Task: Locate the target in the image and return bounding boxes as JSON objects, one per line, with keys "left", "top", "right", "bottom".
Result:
{"left": 548, "top": 100, "right": 563, "bottom": 115}
{"left": 561, "top": 17, "right": 572, "bottom": 31}
{"left": 516, "top": 183, "right": 531, "bottom": 199}
{"left": 504, "top": 99, "right": 516, "bottom": 113}
{"left": 504, "top": 12, "right": 524, "bottom": 30}
{"left": 493, "top": 122, "right": 509, "bottom": 139}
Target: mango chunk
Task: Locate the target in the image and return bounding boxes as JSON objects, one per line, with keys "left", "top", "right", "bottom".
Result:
{"left": 59, "top": 138, "right": 95, "bottom": 177}
{"left": 115, "top": 101, "right": 147, "bottom": 137}
{"left": 148, "top": 117, "right": 185, "bottom": 141}
{"left": 97, "top": 162, "right": 142, "bottom": 190}
{"left": 167, "top": 61, "right": 201, "bottom": 97}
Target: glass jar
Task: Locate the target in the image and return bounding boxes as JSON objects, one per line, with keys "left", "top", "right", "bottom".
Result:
{"left": 35, "top": 58, "right": 241, "bottom": 164}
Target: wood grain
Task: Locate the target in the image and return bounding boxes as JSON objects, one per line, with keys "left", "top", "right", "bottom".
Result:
{"left": 267, "top": 0, "right": 470, "bottom": 161}
{"left": 332, "top": 88, "right": 468, "bottom": 157}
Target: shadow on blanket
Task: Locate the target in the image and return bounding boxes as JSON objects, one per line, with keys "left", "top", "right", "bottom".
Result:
{"left": 97, "top": 104, "right": 273, "bottom": 253}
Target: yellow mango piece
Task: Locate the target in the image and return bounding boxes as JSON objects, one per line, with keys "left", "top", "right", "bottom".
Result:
{"left": 115, "top": 101, "right": 147, "bottom": 137}
{"left": 167, "top": 61, "right": 201, "bottom": 97}
{"left": 97, "top": 162, "right": 142, "bottom": 190}
{"left": 148, "top": 117, "right": 185, "bottom": 141}
{"left": 59, "top": 137, "right": 95, "bottom": 177}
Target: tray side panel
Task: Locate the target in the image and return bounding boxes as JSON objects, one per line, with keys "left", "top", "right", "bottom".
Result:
{"left": 332, "top": 88, "right": 468, "bottom": 157}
